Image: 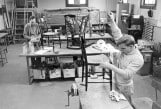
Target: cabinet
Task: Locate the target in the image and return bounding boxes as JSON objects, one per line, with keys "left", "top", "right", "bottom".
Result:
{"left": 139, "top": 50, "right": 153, "bottom": 76}
{"left": 127, "top": 15, "right": 144, "bottom": 42}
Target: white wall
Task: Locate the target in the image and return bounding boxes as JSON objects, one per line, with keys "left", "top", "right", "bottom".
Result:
{"left": 127, "top": 0, "right": 161, "bottom": 42}
{"left": 38, "top": 0, "right": 108, "bottom": 11}
{"left": 38, "top": 0, "right": 65, "bottom": 10}
{"left": 129, "top": 0, "right": 161, "bottom": 24}
{"left": 106, "top": 0, "right": 117, "bottom": 12}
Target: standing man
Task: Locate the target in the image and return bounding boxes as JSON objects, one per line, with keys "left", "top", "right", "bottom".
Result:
{"left": 99, "top": 12, "right": 144, "bottom": 108}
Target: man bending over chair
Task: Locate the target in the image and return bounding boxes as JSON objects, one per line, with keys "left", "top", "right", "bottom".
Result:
{"left": 99, "top": 12, "right": 144, "bottom": 108}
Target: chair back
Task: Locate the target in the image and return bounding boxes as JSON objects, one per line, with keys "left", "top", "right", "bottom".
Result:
{"left": 79, "top": 15, "right": 89, "bottom": 39}
{"left": 79, "top": 15, "right": 90, "bottom": 69}
{"left": 64, "top": 14, "right": 80, "bottom": 35}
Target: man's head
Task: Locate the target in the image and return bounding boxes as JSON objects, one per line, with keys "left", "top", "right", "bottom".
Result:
{"left": 117, "top": 34, "right": 135, "bottom": 54}
{"left": 29, "top": 16, "right": 36, "bottom": 24}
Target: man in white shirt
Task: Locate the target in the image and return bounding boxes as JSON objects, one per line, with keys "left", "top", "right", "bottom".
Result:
{"left": 99, "top": 12, "right": 144, "bottom": 107}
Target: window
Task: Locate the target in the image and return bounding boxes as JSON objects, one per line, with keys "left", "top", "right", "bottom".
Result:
{"left": 15, "top": 0, "right": 38, "bottom": 8}
{"left": 118, "top": 0, "right": 128, "bottom": 4}
{"left": 66, "top": 0, "right": 88, "bottom": 7}
{"left": 140, "top": 0, "right": 157, "bottom": 9}
{"left": 123, "top": 0, "right": 128, "bottom": 3}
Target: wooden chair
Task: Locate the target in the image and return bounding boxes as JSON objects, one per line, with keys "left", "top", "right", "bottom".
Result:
{"left": 64, "top": 14, "right": 81, "bottom": 49}
{"left": 41, "top": 30, "right": 61, "bottom": 48}
{"left": 79, "top": 15, "right": 112, "bottom": 91}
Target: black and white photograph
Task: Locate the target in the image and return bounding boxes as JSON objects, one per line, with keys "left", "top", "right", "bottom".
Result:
{"left": 0, "top": 0, "right": 161, "bottom": 109}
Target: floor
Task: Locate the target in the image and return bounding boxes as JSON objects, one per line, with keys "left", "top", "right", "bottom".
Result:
{"left": 0, "top": 43, "right": 160, "bottom": 109}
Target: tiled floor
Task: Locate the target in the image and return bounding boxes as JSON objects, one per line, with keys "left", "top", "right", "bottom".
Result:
{"left": 0, "top": 43, "right": 160, "bottom": 109}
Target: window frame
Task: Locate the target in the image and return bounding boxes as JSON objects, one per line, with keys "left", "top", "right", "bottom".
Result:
{"left": 140, "top": 0, "right": 157, "bottom": 9}
{"left": 66, "top": 0, "right": 88, "bottom": 7}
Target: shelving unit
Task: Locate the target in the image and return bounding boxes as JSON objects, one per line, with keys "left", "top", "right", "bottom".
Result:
{"left": 13, "top": 0, "right": 37, "bottom": 43}
{"left": 127, "top": 15, "right": 144, "bottom": 42}
{"left": 14, "top": 11, "right": 32, "bottom": 43}
{"left": 90, "top": 11, "right": 108, "bottom": 36}
{"left": 92, "top": 23, "right": 107, "bottom": 35}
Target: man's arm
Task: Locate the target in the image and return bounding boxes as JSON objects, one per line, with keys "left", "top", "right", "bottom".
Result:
{"left": 23, "top": 24, "right": 31, "bottom": 41}
{"left": 107, "top": 12, "right": 123, "bottom": 42}
{"left": 100, "top": 58, "right": 144, "bottom": 79}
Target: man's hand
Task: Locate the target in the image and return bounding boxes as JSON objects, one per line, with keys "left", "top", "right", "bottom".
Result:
{"left": 107, "top": 12, "right": 115, "bottom": 23}
{"left": 30, "top": 36, "right": 40, "bottom": 43}
{"left": 99, "top": 62, "right": 113, "bottom": 69}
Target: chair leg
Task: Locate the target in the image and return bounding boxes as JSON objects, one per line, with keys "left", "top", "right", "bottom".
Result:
{"left": 67, "top": 37, "right": 69, "bottom": 48}
{"left": 82, "top": 60, "right": 84, "bottom": 82}
{"left": 103, "top": 68, "right": 105, "bottom": 79}
{"left": 4, "top": 50, "right": 7, "bottom": 63}
{"left": 59, "top": 35, "right": 61, "bottom": 48}
{"left": 60, "top": 40, "right": 61, "bottom": 48}
{"left": 155, "top": 88, "right": 158, "bottom": 101}
{"left": 85, "top": 65, "right": 88, "bottom": 91}
{"left": 110, "top": 70, "right": 112, "bottom": 91}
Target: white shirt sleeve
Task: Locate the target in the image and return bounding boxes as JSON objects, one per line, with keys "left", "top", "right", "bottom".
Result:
{"left": 109, "top": 21, "right": 123, "bottom": 43}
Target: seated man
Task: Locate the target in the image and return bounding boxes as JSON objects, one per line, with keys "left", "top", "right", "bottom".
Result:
{"left": 23, "top": 16, "right": 41, "bottom": 68}
{"left": 23, "top": 16, "right": 41, "bottom": 43}
{"left": 99, "top": 12, "right": 144, "bottom": 108}
{"left": 23, "top": 16, "right": 41, "bottom": 51}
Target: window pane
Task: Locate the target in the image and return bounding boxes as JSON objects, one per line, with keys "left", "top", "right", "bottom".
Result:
{"left": 68, "top": 0, "right": 74, "bottom": 4}
{"left": 145, "top": 0, "right": 155, "bottom": 4}
{"left": 80, "top": 0, "right": 86, "bottom": 4}
{"left": 66, "top": 0, "right": 88, "bottom": 7}
{"left": 123, "top": 0, "right": 128, "bottom": 3}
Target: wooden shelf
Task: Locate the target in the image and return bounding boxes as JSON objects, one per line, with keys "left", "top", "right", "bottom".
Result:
{"left": 14, "top": 10, "right": 33, "bottom": 43}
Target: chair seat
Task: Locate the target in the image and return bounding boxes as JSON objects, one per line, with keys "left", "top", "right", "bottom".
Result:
{"left": 87, "top": 54, "right": 109, "bottom": 65}
{"left": 133, "top": 97, "right": 153, "bottom": 109}
{"left": 67, "top": 34, "right": 79, "bottom": 38}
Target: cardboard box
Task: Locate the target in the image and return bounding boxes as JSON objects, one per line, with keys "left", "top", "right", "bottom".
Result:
{"left": 49, "top": 69, "right": 61, "bottom": 78}
{"left": 63, "top": 69, "right": 75, "bottom": 78}
{"left": 33, "top": 69, "right": 46, "bottom": 79}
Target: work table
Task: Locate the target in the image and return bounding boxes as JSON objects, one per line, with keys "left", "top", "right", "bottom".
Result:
{"left": 75, "top": 78, "right": 133, "bottom": 109}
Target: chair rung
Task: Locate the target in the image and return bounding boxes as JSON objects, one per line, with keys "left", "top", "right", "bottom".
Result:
{"left": 88, "top": 82, "right": 111, "bottom": 83}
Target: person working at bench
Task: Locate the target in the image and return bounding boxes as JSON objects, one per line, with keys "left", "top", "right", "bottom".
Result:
{"left": 23, "top": 16, "right": 41, "bottom": 43}
{"left": 99, "top": 12, "right": 144, "bottom": 108}
{"left": 23, "top": 16, "right": 41, "bottom": 68}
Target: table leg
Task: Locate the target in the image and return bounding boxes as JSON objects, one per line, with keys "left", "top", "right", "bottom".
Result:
{"left": 26, "top": 57, "right": 33, "bottom": 85}
{"left": 79, "top": 100, "right": 82, "bottom": 109}
{"left": 5, "top": 34, "right": 8, "bottom": 53}
{"left": 155, "top": 88, "right": 158, "bottom": 101}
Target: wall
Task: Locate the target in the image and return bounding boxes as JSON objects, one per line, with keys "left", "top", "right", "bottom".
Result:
{"left": 129, "top": 0, "right": 161, "bottom": 25}
{"left": 128, "top": 0, "right": 161, "bottom": 42}
{"left": 38, "top": 0, "right": 65, "bottom": 11}
{"left": 38, "top": 0, "right": 107, "bottom": 11}
{"left": 106, "top": 0, "right": 117, "bottom": 12}
{"left": 153, "top": 27, "right": 161, "bottom": 42}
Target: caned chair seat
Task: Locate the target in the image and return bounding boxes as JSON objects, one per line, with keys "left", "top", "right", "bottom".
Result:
{"left": 87, "top": 54, "right": 109, "bottom": 65}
